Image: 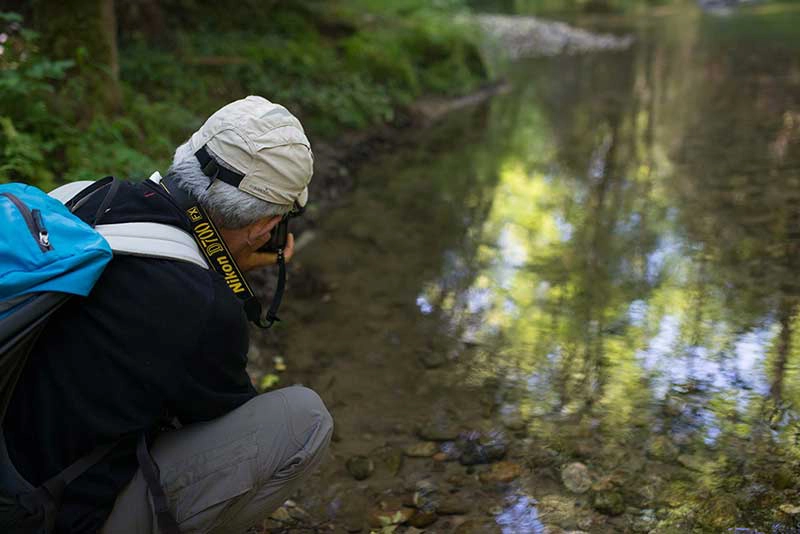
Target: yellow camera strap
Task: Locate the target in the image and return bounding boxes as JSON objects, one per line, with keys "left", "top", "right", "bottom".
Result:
{"left": 154, "top": 177, "right": 281, "bottom": 329}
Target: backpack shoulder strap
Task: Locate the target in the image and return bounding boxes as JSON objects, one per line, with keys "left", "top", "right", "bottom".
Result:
{"left": 95, "top": 223, "right": 208, "bottom": 270}
{"left": 48, "top": 181, "right": 208, "bottom": 270}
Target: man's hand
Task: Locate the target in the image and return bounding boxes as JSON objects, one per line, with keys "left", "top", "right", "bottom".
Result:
{"left": 219, "top": 215, "right": 296, "bottom": 272}
{"left": 238, "top": 232, "right": 295, "bottom": 272}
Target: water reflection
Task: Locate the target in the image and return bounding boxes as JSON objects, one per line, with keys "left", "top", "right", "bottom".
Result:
{"left": 275, "top": 5, "right": 800, "bottom": 533}
{"left": 414, "top": 6, "right": 800, "bottom": 531}
{"left": 495, "top": 494, "right": 546, "bottom": 533}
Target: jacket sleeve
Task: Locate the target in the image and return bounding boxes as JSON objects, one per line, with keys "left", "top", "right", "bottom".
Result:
{"left": 170, "top": 276, "right": 257, "bottom": 425}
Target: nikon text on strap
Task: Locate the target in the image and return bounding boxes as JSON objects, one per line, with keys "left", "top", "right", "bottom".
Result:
{"left": 154, "top": 174, "right": 284, "bottom": 329}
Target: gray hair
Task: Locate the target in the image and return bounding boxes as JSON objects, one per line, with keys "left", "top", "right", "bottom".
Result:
{"left": 166, "top": 141, "right": 291, "bottom": 229}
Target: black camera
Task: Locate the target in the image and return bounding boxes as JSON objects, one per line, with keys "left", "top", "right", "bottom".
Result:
{"left": 259, "top": 203, "right": 304, "bottom": 253}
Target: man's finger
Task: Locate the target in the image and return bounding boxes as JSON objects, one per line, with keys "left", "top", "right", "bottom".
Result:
{"left": 283, "top": 233, "right": 295, "bottom": 262}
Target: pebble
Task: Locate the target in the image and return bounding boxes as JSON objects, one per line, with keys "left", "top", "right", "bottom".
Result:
{"left": 413, "top": 480, "right": 439, "bottom": 510}
{"left": 270, "top": 506, "right": 292, "bottom": 522}
{"left": 458, "top": 431, "right": 508, "bottom": 465}
{"left": 438, "top": 496, "right": 469, "bottom": 515}
{"left": 537, "top": 495, "right": 578, "bottom": 529}
{"left": 780, "top": 503, "right": 800, "bottom": 515}
{"left": 346, "top": 456, "right": 374, "bottom": 481}
{"left": 561, "top": 463, "right": 592, "bottom": 494}
{"left": 404, "top": 442, "right": 439, "bottom": 458}
{"left": 592, "top": 491, "right": 625, "bottom": 516}
{"left": 371, "top": 445, "right": 404, "bottom": 476}
{"left": 368, "top": 506, "right": 415, "bottom": 528}
{"left": 409, "top": 509, "right": 438, "bottom": 528}
{"left": 418, "top": 422, "right": 461, "bottom": 442}
{"left": 479, "top": 461, "right": 524, "bottom": 484}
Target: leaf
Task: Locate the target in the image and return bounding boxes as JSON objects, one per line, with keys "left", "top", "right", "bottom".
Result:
{"left": 259, "top": 373, "right": 280, "bottom": 391}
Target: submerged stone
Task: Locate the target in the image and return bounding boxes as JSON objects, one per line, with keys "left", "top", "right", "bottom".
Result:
{"left": 367, "top": 506, "right": 415, "bottom": 528}
{"left": 592, "top": 491, "right": 625, "bottom": 516}
{"left": 479, "top": 461, "right": 525, "bottom": 484}
{"left": 371, "top": 444, "right": 404, "bottom": 477}
{"left": 561, "top": 462, "right": 592, "bottom": 494}
{"left": 418, "top": 421, "right": 461, "bottom": 441}
{"left": 408, "top": 509, "right": 438, "bottom": 528}
{"left": 404, "top": 442, "right": 439, "bottom": 457}
{"left": 458, "top": 431, "right": 509, "bottom": 465}
{"left": 438, "top": 496, "right": 469, "bottom": 515}
{"left": 346, "top": 455, "right": 374, "bottom": 481}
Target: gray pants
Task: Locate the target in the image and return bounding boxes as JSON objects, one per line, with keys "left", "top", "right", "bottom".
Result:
{"left": 3, "top": 386, "right": 333, "bottom": 534}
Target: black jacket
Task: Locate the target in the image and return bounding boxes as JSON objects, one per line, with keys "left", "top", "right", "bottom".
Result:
{"left": 4, "top": 179, "right": 257, "bottom": 533}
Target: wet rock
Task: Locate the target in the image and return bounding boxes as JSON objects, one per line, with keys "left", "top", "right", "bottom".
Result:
{"left": 592, "top": 491, "right": 625, "bottom": 516}
{"left": 561, "top": 463, "right": 592, "bottom": 494}
{"left": 479, "top": 461, "right": 524, "bottom": 484}
{"left": 287, "top": 505, "right": 311, "bottom": 521}
{"left": 270, "top": 506, "right": 292, "bottom": 522}
{"left": 538, "top": 495, "right": 578, "bottom": 530}
{"left": 404, "top": 442, "right": 439, "bottom": 458}
{"left": 439, "top": 441, "right": 462, "bottom": 460}
{"left": 458, "top": 431, "right": 509, "bottom": 465}
{"left": 420, "top": 350, "right": 447, "bottom": 369}
{"left": 413, "top": 480, "right": 439, "bottom": 511}
{"left": 409, "top": 509, "right": 438, "bottom": 528}
{"left": 371, "top": 445, "right": 404, "bottom": 477}
{"left": 779, "top": 503, "right": 800, "bottom": 515}
{"left": 528, "top": 445, "right": 560, "bottom": 467}
{"left": 367, "top": 506, "right": 415, "bottom": 528}
{"left": 591, "top": 471, "right": 625, "bottom": 492}
{"left": 346, "top": 456, "right": 374, "bottom": 480}
{"left": 438, "top": 496, "right": 469, "bottom": 515}
{"left": 418, "top": 422, "right": 461, "bottom": 442}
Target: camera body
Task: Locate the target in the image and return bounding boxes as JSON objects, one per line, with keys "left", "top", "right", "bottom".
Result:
{"left": 258, "top": 202, "right": 304, "bottom": 253}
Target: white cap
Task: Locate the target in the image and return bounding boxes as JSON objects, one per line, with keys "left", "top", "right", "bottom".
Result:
{"left": 189, "top": 96, "right": 313, "bottom": 207}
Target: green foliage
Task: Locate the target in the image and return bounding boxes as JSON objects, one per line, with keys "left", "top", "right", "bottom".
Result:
{"left": 120, "top": 1, "right": 486, "bottom": 135}
{"left": 0, "top": 13, "right": 72, "bottom": 186}
{"left": 0, "top": 1, "right": 489, "bottom": 184}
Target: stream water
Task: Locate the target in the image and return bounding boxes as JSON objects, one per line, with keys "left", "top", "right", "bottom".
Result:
{"left": 254, "top": 5, "right": 800, "bottom": 533}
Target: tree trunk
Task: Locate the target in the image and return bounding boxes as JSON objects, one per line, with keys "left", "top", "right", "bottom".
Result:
{"left": 34, "top": 0, "right": 121, "bottom": 114}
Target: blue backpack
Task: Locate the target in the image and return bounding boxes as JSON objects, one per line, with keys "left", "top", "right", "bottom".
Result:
{"left": 0, "top": 177, "right": 196, "bottom": 534}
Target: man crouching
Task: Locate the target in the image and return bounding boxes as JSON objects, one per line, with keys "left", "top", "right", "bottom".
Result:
{"left": 0, "top": 96, "right": 332, "bottom": 533}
